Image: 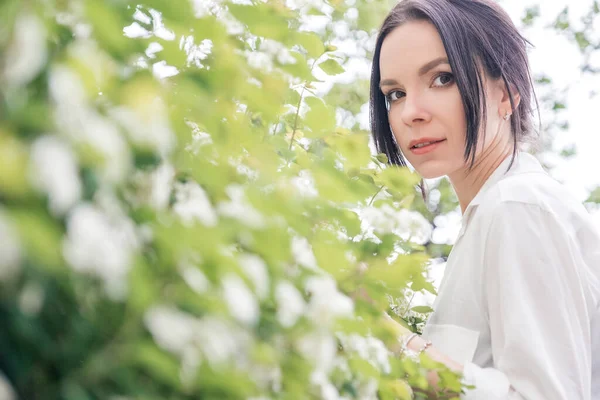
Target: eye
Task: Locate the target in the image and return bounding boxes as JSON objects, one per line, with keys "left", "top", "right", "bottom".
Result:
{"left": 384, "top": 90, "right": 405, "bottom": 106}
{"left": 432, "top": 72, "right": 454, "bottom": 87}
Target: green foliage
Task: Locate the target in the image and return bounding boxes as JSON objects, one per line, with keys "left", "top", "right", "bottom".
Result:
{"left": 0, "top": 0, "right": 460, "bottom": 398}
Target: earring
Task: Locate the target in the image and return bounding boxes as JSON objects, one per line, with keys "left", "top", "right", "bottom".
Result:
{"left": 503, "top": 111, "right": 511, "bottom": 120}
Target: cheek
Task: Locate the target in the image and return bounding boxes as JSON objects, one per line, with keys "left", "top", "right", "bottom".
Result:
{"left": 388, "top": 111, "right": 409, "bottom": 150}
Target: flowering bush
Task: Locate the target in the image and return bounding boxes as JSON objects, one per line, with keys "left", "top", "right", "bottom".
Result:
{"left": 0, "top": 0, "right": 461, "bottom": 399}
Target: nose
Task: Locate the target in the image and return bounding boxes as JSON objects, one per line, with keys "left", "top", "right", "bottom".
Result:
{"left": 399, "top": 93, "right": 431, "bottom": 127}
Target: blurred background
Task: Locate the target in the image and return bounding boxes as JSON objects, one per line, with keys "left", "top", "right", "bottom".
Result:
{"left": 1, "top": 0, "right": 599, "bottom": 399}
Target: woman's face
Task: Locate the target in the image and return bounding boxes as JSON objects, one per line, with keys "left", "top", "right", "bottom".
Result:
{"left": 379, "top": 20, "right": 502, "bottom": 179}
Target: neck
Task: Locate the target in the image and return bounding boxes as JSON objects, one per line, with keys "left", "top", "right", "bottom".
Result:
{"left": 448, "top": 134, "right": 513, "bottom": 214}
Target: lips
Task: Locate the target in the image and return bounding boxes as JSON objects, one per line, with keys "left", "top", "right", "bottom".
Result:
{"left": 409, "top": 138, "right": 446, "bottom": 149}
{"left": 408, "top": 138, "right": 446, "bottom": 155}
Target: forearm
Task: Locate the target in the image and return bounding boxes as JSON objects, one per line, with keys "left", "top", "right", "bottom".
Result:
{"left": 407, "top": 335, "right": 464, "bottom": 396}
{"left": 383, "top": 315, "right": 464, "bottom": 397}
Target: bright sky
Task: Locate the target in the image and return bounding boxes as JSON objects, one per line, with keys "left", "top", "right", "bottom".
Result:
{"left": 501, "top": 0, "right": 600, "bottom": 205}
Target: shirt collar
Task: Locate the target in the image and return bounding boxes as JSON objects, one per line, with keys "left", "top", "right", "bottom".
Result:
{"left": 456, "top": 151, "right": 546, "bottom": 238}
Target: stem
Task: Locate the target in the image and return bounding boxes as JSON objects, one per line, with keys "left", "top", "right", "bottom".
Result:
{"left": 402, "top": 291, "right": 417, "bottom": 318}
{"left": 288, "top": 52, "right": 326, "bottom": 151}
{"left": 368, "top": 185, "right": 384, "bottom": 207}
{"left": 289, "top": 84, "right": 306, "bottom": 150}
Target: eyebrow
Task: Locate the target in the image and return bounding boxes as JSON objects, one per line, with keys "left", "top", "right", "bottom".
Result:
{"left": 379, "top": 56, "right": 450, "bottom": 89}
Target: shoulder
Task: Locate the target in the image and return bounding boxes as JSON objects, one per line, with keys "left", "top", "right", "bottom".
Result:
{"left": 470, "top": 171, "right": 592, "bottom": 247}
{"left": 478, "top": 171, "right": 586, "bottom": 223}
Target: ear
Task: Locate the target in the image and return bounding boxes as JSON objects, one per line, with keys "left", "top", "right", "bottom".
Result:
{"left": 497, "top": 79, "right": 521, "bottom": 115}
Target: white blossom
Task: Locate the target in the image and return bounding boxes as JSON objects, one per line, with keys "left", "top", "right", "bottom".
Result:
{"left": 291, "top": 236, "right": 319, "bottom": 270}
{"left": 297, "top": 331, "right": 337, "bottom": 374}
{"left": 190, "top": 1, "right": 244, "bottom": 35}
{"left": 110, "top": 96, "right": 176, "bottom": 155}
{"left": 172, "top": 181, "right": 218, "bottom": 226}
{"left": 30, "top": 135, "right": 82, "bottom": 216}
{"left": 148, "top": 8, "right": 176, "bottom": 41}
{"left": 145, "top": 306, "right": 253, "bottom": 365}
{"left": 217, "top": 184, "right": 265, "bottom": 228}
{"left": 310, "top": 371, "right": 347, "bottom": 400}
{"left": 250, "top": 365, "right": 282, "bottom": 393}
{"left": 195, "top": 316, "right": 252, "bottom": 365}
{"left": 152, "top": 60, "right": 179, "bottom": 79}
{"left": 145, "top": 41, "right": 163, "bottom": 58}
{"left": 0, "top": 372, "right": 16, "bottom": 400}
{"left": 275, "top": 280, "right": 306, "bottom": 327}
{"left": 0, "top": 211, "right": 22, "bottom": 281}
{"left": 50, "top": 67, "right": 131, "bottom": 183}
{"left": 149, "top": 162, "right": 175, "bottom": 210}
{"left": 63, "top": 203, "right": 139, "bottom": 300}
{"left": 356, "top": 378, "right": 379, "bottom": 400}
{"left": 123, "top": 22, "right": 152, "bottom": 38}
{"left": 239, "top": 254, "right": 270, "bottom": 300}
{"left": 191, "top": 0, "right": 225, "bottom": 18}
{"left": 338, "top": 333, "right": 391, "bottom": 374}
{"left": 185, "top": 121, "right": 213, "bottom": 154}
{"left": 305, "top": 275, "right": 354, "bottom": 325}
{"left": 222, "top": 274, "right": 260, "bottom": 326}
{"left": 243, "top": 39, "right": 296, "bottom": 72}
{"left": 3, "top": 13, "right": 47, "bottom": 87}
{"left": 145, "top": 305, "right": 200, "bottom": 356}
{"left": 229, "top": 156, "right": 260, "bottom": 180}
{"left": 179, "top": 36, "right": 212, "bottom": 68}
{"left": 133, "top": 8, "right": 152, "bottom": 24}
{"left": 291, "top": 170, "right": 318, "bottom": 198}
{"left": 179, "top": 264, "right": 210, "bottom": 294}
{"left": 360, "top": 204, "right": 432, "bottom": 244}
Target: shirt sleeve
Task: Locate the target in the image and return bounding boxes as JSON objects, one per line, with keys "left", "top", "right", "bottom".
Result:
{"left": 460, "top": 202, "right": 592, "bottom": 400}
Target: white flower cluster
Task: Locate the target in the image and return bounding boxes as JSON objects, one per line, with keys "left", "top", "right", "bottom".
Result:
{"left": 337, "top": 333, "right": 391, "bottom": 374}
{"left": 191, "top": 0, "right": 244, "bottom": 35}
{"left": 291, "top": 235, "right": 319, "bottom": 270}
{"left": 291, "top": 169, "right": 319, "bottom": 198}
{"left": 305, "top": 275, "right": 354, "bottom": 326}
{"left": 50, "top": 66, "right": 132, "bottom": 184}
{"left": 184, "top": 120, "right": 213, "bottom": 155}
{"left": 244, "top": 39, "right": 297, "bottom": 73}
{"left": 63, "top": 201, "right": 140, "bottom": 300}
{"left": 145, "top": 305, "right": 252, "bottom": 365}
{"left": 217, "top": 184, "right": 265, "bottom": 228}
{"left": 179, "top": 36, "right": 213, "bottom": 69}
{"left": 110, "top": 96, "right": 176, "bottom": 157}
{"left": 123, "top": 8, "right": 175, "bottom": 41}
{"left": 360, "top": 204, "right": 433, "bottom": 244}
{"left": 2, "top": 13, "right": 47, "bottom": 88}
{"left": 222, "top": 273, "right": 260, "bottom": 326}
{"left": 172, "top": 181, "right": 218, "bottom": 226}
{"left": 30, "top": 135, "right": 82, "bottom": 216}
{"left": 275, "top": 280, "right": 306, "bottom": 327}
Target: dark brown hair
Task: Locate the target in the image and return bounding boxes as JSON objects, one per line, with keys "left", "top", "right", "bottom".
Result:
{"left": 370, "top": 0, "right": 540, "bottom": 173}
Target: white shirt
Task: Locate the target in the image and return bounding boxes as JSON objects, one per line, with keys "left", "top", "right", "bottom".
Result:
{"left": 421, "top": 151, "right": 600, "bottom": 399}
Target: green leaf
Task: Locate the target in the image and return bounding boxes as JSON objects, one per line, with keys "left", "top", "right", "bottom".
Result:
{"left": 553, "top": 101, "right": 566, "bottom": 110}
{"left": 295, "top": 32, "right": 324, "bottom": 58}
{"left": 586, "top": 186, "right": 600, "bottom": 204}
{"left": 410, "top": 305, "right": 434, "bottom": 314}
{"left": 229, "top": 3, "right": 290, "bottom": 41}
{"left": 304, "top": 96, "right": 336, "bottom": 137}
{"left": 319, "top": 58, "right": 345, "bottom": 75}
{"left": 376, "top": 167, "right": 420, "bottom": 197}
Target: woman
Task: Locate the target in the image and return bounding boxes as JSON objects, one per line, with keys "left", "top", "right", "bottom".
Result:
{"left": 370, "top": 0, "right": 600, "bottom": 398}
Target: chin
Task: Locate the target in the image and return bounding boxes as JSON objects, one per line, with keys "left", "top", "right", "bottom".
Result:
{"left": 410, "top": 160, "right": 449, "bottom": 179}
{"left": 417, "top": 169, "right": 446, "bottom": 179}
